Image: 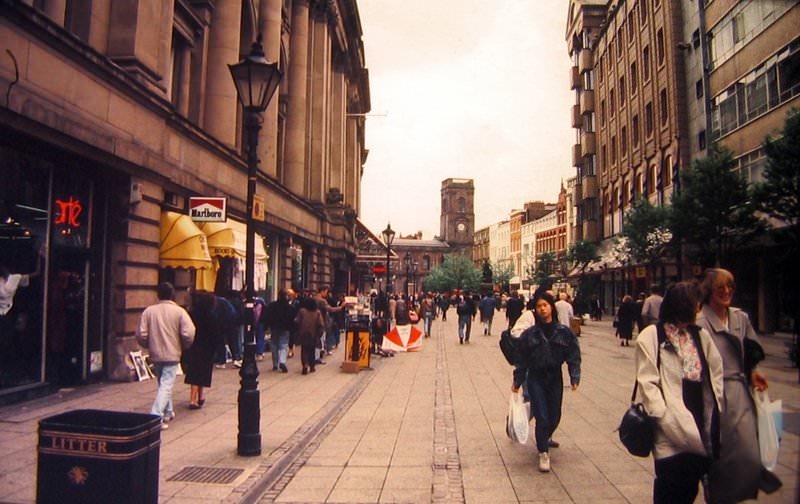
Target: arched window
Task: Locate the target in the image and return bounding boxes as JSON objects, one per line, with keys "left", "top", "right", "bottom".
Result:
{"left": 457, "top": 197, "right": 466, "bottom": 213}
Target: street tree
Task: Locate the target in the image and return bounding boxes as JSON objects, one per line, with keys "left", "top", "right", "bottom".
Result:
{"left": 566, "top": 240, "right": 600, "bottom": 315}
{"left": 422, "top": 254, "right": 481, "bottom": 293}
{"left": 753, "top": 108, "right": 800, "bottom": 373}
{"left": 533, "top": 252, "right": 558, "bottom": 290}
{"left": 618, "top": 199, "right": 672, "bottom": 282}
{"left": 491, "top": 259, "right": 515, "bottom": 293}
{"left": 670, "top": 145, "right": 763, "bottom": 267}
{"left": 753, "top": 108, "right": 800, "bottom": 240}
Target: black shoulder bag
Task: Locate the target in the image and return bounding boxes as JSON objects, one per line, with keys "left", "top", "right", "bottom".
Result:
{"left": 617, "top": 323, "right": 664, "bottom": 457}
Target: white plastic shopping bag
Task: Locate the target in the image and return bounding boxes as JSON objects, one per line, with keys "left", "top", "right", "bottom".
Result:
{"left": 752, "top": 389, "right": 782, "bottom": 471}
{"left": 505, "top": 390, "right": 530, "bottom": 444}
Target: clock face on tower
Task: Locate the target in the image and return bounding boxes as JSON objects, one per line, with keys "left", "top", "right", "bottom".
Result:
{"left": 457, "top": 223, "right": 466, "bottom": 232}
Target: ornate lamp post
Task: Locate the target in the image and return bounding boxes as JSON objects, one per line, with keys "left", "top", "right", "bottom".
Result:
{"left": 228, "top": 35, "right": 282, "bottom": 457}
{"left": 381, "top": 223, "right": 395, "bottom": 295}
{"left": 404, "top": 251, "right": 412, "bottom": 297}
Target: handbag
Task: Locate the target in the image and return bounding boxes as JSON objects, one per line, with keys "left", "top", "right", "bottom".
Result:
{"left": 617, "top": 329, "right": 661, "bottom": 457}
{"left": 618, "top": 398, "right": 654, "bottom": 457}
{"left": 506, "top": 389, "right": 530, "bottom": 444}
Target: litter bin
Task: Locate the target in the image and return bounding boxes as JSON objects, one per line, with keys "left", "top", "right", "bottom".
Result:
{"left": 343, "top": 316, "right": 371, "bottom": 370}
{"left": 37, "top": 409, "right": 161, "bottom": 504}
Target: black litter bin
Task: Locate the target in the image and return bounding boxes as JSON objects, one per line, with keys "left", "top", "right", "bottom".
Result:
{"left": 37, "top": 409, "right": 161, "bottom": 504}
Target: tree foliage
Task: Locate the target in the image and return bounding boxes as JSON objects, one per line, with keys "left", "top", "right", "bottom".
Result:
{"left": 422, "top": 254, "right": 482, "bottom": 293}
{"left": 566, "top": 240, "right": 600, "bottom": 275}
{"left": 491, "top": 260, "right": 515, "bottom": 291}
{"left": 618, "top": 199, "right": 672, "bottom": 271}
{"left": 754, "top": 108, "right": 800, "bottom": 233}
{"left": 533, "top": 252, "right": 558, "bottom": 289}
{"left": 670, "top": 145, "right": 764, "bottom": 267}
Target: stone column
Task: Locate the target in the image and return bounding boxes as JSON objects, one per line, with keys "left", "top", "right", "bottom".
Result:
{"left": 259, "top": 0, "right": 282, "bottom": 178}
{"left": 203, "top": 0, "right": 242, "bottom": 147}
{"left": 344, "top": 113, "right": 359, "bottom": 209}
{"left": 307, "top": 5, "right": 331, "bottom": 204}
{"left": 329, "top": 65, "right": 346, "bottom": 200}
{"left": 176, "top": 44, "right": 192, "bottom": 116}
{"left": 284, "top": 0, "right": 310, "bottom": 196}
{"left": 44, "top": 0, "right": 66, "bottom": 26}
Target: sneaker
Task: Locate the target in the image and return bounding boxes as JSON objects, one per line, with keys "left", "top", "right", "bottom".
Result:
{"left": 161, "top": 422, "right": 169, "bottom": 430}
{"left": 232, "top": 360, "right": 243, "bottom": 368}
{"left": 538, "top": 452, "right": 550, "bottom": 472}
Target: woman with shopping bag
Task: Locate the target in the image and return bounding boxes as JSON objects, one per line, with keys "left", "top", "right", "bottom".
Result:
{"left": 511, "top": 290, "right": 581, "bottom": 472}
{"left": 697, "top": 268, "right": 782, "bottom": 502}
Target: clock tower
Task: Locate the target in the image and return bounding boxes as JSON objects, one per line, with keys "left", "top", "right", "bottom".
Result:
{"left": 440, "top": 178, "right": 474, "bottom": 254}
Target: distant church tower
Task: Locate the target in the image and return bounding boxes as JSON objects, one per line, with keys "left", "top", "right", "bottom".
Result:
{"left": 440, "top": 178, "right": 474, "bottom": 253}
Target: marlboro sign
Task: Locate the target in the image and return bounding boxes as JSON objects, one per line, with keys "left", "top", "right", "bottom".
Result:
{"left": 189, "top": 197, "right": 227, "bottom": 222}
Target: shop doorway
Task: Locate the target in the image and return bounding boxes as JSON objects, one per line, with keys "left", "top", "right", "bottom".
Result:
{"left": 46, "top": 249, "right": 89, "bottom": 386}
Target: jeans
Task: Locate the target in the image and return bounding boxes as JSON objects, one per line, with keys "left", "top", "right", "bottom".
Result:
{"left": 270, "top": 330, "right": 290, "bottom": 369}
{"left": 527, "top": 370, "right": 564, "bottom": 453}
{"left": 231, "top": 325, "right": 244, "bottom": 360}
{"left": 256, "top": 323, "right": 267, "bottom": 355}
{"left": 482, "top": 315, "right": 494, "bottom": 334}
{"left": 423, "top": 313, "right": 433, "bottom": 336}
{"left": 150, "top": 362, "right": 178, "bottom": 421}
{"left": 458, "top": 314, "right": 472, "bottom": 341}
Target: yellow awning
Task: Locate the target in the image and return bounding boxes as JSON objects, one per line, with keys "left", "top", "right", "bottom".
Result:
{"left": 159, "top": 212, "right": 213, "bottom": 269}
{"left": 199, "top": 220, "right": 267, "bottom": 259}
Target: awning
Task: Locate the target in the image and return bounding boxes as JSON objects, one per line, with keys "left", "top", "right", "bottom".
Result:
{"left": 196, "top": 220, "right": 268, "bottom": 292}
{"left": 159, "top": 211, "right": 213, "bottom": 269}
{"left": 199, "top": 220, "right": 267, "bottom": 259}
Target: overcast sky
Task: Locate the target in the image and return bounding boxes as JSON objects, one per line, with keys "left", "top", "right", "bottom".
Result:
{"left": 358, "top": 1, "right": 576, "bottom": 240}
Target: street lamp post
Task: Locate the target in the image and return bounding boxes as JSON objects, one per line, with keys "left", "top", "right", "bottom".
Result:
{"left": 381, "top": 223, "right": 395, "bottom": 296}
{"left": 228, "top": 35, "right": 282, "bottom": 457}
{"left": 404, "top": 251, "right": 411, "bottom": 297}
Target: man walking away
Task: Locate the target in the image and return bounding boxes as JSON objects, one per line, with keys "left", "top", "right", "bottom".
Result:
{"left": 505, "top": 291, "right": 524, "bottom": 329}
{"left": 479, "top": 293, "right": 497, "bottom": 335}
{"left": 555, "top": 292, "right": 574, "bottom": 327}
{"left": 136, "top": 282, "right": 195, "bottom": 429}
{"left": 640, "top": 284, "right": 663, "bottom": 328}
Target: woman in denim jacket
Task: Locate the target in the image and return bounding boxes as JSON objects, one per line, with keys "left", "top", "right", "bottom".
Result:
{"left": 512, "top": 291, "right": 581, "bottom": 472}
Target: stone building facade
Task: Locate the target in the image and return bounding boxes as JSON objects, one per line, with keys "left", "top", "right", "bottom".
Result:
{"left": 565, "top": 0, "right": 799, "bottom": 330}
{"left": 0, "top": 0, "right": 369, "bottom": 399}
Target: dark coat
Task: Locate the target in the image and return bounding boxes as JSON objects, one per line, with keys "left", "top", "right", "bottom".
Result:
{"left": 293, "top": 307, "right": 324, "bottom": 347}
{"left": 616, "top": 300, "right": 638, "bottom": 340}
{"left": 512, "top": 323, "right": 581, "bottom": 388}
{"left": 183, "top": 301, "right": 224, "bottom": 388}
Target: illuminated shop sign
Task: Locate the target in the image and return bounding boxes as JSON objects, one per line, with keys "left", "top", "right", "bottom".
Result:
{"left": 54, "top": 196, "right": 83, "bottom": 234}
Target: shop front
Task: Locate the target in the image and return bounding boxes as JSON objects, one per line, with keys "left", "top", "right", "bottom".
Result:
{"left": 0, "top": 143, "right": 110, "bottom": 400}
{"left": 196, "top": 220, "right": 268, "bottom": 296}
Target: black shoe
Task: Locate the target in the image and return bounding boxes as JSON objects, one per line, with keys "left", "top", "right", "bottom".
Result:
{"left": 459, "top": 337, "right": 463, "bottom": 344}
{"left": 302, "top": 367, "right": 308, "bottom": 375}
{"left": 279, "top": 363, "right": 288, "bottom": 373}
{"left": 548, "top": 439, "right": 560, "bottom": 448}
{"left": 310, "top": 367, "right": 316, "bottom": 373}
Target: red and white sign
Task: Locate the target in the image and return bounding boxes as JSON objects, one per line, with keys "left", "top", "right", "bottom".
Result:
{"left": 382, "top": 324, "right": 423, "bottom": 352}
{"left": 189, "top": 197, "right": 227, "bottom": 222}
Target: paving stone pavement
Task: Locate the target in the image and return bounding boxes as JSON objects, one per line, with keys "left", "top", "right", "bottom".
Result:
{"left": 0, "top": 313, "right": 797, "bottom": 503}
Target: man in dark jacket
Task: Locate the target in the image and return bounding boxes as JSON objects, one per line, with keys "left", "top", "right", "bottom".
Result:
{"left": 262, "top": 290, "right": 297, "bottom": 372}
{"left": 505, "top": 291, "right": 525, "bottom": 329}
{"left": 456, "top": 291, "right": 477, "bottom": 344}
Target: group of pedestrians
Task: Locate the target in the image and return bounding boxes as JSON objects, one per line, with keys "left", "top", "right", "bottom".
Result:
{"left": 498, "top": 272, "right": 779, "bottom": 502}
{"left": 609, "top": 269, "right": 780, "bottom": 503}
{"left": 135, "top": 283, "right": 350, "bottom": 428}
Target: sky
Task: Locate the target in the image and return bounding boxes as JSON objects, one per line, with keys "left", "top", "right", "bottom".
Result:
{"left": 358, "top": 1, "right": 577, "bottom": 240}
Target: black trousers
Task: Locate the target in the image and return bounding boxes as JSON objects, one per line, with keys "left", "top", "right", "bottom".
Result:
{"left": 653, "top": 452, "right": 710, "bottom": 504}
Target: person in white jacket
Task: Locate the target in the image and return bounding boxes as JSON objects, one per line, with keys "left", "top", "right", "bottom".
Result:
{"left": 137, "top": 282, "right": 195, "bottom": 428}
{"left": 635, "top": 281, "right": 723, "bottom": 504}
